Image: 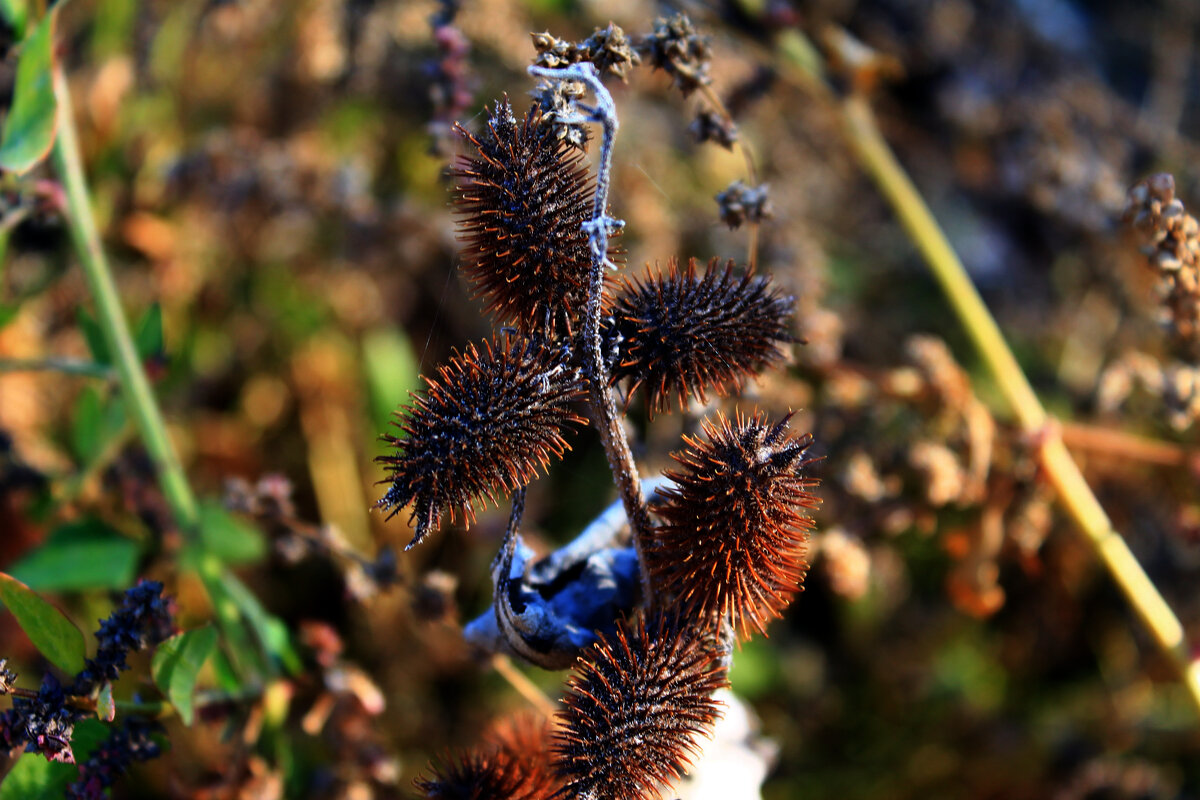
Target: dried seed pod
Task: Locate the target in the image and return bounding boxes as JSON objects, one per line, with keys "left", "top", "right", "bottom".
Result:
{"left": 640, "top": 13, "right": 712, "bottom": 97}
{"left": 715, "top": 181, "right": 771, "bottom": 229}
{"left": 531, "top": 24, "right": 640, "bottom": 81}
{"left": 553, "top": 616, "right": 727, "bottom": 800}
{"left": 414, "top": 751, "right": 535, "bottom": 800}
{"left": 648, "top": 411, "right": 820, "bottom": 639}
{"left": 453, "top": 99, "right": 597, "bottom": 335}
{"left": 415, "top": 715, "right": 557, "bottom": 800}
{"left": 609, "top": 258, "right": 793, "bottom": 416}
{"left": 375, "top": 335, "right": 585, "bottom": 549}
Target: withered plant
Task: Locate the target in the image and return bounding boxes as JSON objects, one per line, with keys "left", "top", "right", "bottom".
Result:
{"left": 375, "top": 17, "right": 819, "bottom": 800}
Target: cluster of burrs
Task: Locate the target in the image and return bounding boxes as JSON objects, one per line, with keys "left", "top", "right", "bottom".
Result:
{"left": 376, "top": 21, "right": 820, "bottom": 799}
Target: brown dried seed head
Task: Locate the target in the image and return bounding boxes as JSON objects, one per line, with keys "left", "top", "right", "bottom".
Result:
{"left": 553, "top": 617, "right": 727, "bottom": 800}
{"left": 608, "top": 258, "right": 793, "bottom": 417}
{"left": 640, "top": 13, "right": 712, "bottom": 97}
{"left": 375, "top": 334, "right": 586, "bottom": 550}
{"left": 415, "top": 715, "right": 557, "bottom": 800}
{"left": 452, "top": 99, "right": 597, "bottom": 335}
{"left": 648, "top": 410, "right": 820, "bottom": 639}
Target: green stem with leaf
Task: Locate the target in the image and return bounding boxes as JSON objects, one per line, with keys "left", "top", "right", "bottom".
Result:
{"left": 50, "top": 69, "right": 279, "bottom": 679}
{"left": 50, "top": 68, "right": 198, "bottom": 535}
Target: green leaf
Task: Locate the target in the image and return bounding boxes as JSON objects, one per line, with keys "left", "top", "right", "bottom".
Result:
{"left": 0, "top": 10, "right": 58, "bottom": 174}
{"left": 69, "top": 386, "right": 124, "bottom": 465}
{"left": 197, "top": 502, "right": 266, "bottom": 566}
{"left": 0, "top": 0, "right": 27, "bottom": 37}
{"left": 221, "top": 572, "right": 302, "bottom": 676}
{"left": 70, "top": 718, "right": 108, "bottom": 757}
{"left": 70, "top": 384, "right": 102, "bottom": 463}
{"left": 134, "top": 303, "right": 164, "bottom": 360}
{"left": 95, "top": 682, "right": 115, "bottom": 721}
{"left": 8, "top": 518, "right": 139, "bottom": 592}
{"left": 0, "top": 718, "right": 110, "bottom": 799}
{"left": 0, "top": 753, "right": 74, "bottom": 800}
{"left": 77, "top": 308, "right": 111, "bottom": 365}
{"left": 0, "top": 572, "right": 85, "bottom": 675}
{"left": 151, "top": 626, "right": 216, "bottom": 725}
{"left": 209, "top": 646, "right": 241, "bottom": 692}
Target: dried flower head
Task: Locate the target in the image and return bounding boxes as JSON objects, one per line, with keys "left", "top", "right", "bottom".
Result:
{"left": 414, "top": 750, "right": 533, "bottom": 800}
{"left": 0, "top": 674, "right": 81, "bottom": 763}
{"left": 715, "top": 180, "right": 771, "bottom": 229}
{"left": 553, "top": 616, "right": 727, "bottom": 800}
{"left": 453, "top": 99, "right": 596, "bottom": 334}
{"left": 532, "top": 24, "right": 640, "bottom": 81}
{"left": 415, "top": 715, "right": 556, "bottom": 800}
{"left": 73, "top": 580, "right": 174, "bottom": 694}
{"left": 689, "top": 109, "right": 738, "bottom": 149}
{"left": 609, "top": 258, "right": 793, "bottom": 416}
{"left": 640, "top": 13, "right": 712, "bottom": 97}
{"left": 531, "top": 78, "right": 590, "bottom": 150}
{"left": 376, "top": 335, "right": 585, "bottom": 549}
{"left": 1123, "top": 173, "right": 1200, "bottom": 357}
{"left": 66, "top": 717, "right": 163, "bottom": 800}
{"left": 648, "top": 411, "right": 820, "bottom": 639}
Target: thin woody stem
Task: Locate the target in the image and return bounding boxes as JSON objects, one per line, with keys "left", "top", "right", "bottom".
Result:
{"left": 0, "top": 357, "right": 116, "bottom": 380}
{"left": 837, "top": 91, "right": 1200, "bottom": 717}
{"left": 1060, "top": 421, "right": 1198, "bottom": 470}
{"left": 528, "top": 64, "right": 656, "bottom": 608}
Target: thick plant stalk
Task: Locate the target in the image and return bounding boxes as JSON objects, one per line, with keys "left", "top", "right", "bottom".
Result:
{"left": 839, "top": 93, "right": 1200, "bottom": 716}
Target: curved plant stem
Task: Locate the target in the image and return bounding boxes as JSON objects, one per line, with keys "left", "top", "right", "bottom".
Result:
{"left": 839, "top": 93, "right": 1200, "bottom": 716}
{"left": 528, "top": 64, "right": 656, "bottom": 608}
{"left": 52, "top": 71, "right": 269, "bottom": 679}
{"left": 50, "top": 69, "right": 199, "bottom": 535}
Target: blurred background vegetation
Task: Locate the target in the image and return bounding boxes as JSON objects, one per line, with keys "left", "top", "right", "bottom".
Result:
{"left": 3, "top": 0, "right": 1200, "bottom": 797}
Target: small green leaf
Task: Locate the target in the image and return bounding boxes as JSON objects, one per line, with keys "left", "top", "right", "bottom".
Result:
{"left": 9, "top": 518, "right": 139, "bottom": 592}
{"left": 69, "top": 386, "right": 124, "bottom": 465}
{"left": 0, "top": 572, "right": 85, "bottom": 675}
{"left": 151, "top": 626, "right": 216, "bottom": 725}
{"left": 95, "top": 682, "right": 115, "bottom": 721}
{"left": 76, "top": 308, "right": 111, "bottom": 365}
{"left": 70, "top": 385, "right": 102, "bottom": 463}
{"left": 209, "top": 646, "right": 241, "bottom": 692}
{"left": 262, "top": 616, "right": 303, "bottom": 676}
{"left": 134, "top": 303, "right": 164, "bottom": 360}
{"left": 70, "top": 718, "right": 108, "bottom": 757}
{"left": 0, "top": 11, "right": 59, "bottom": 174}
{"left": 197, "top": 502, "right": 266, "bottom": 565}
